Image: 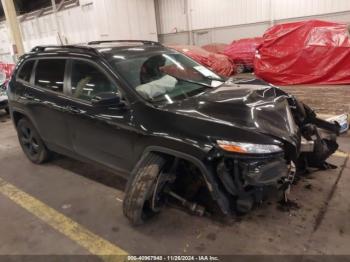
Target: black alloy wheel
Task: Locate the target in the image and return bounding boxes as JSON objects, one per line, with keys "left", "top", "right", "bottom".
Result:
{"left": 17, "top": 118, "right": 50, "bottom": 164}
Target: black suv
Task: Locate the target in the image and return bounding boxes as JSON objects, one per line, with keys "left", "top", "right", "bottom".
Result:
{"left": 8, "top": 40, "right": 339, "bottom": 225}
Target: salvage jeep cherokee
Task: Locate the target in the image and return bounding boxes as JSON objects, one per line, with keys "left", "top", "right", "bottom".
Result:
{"left": 8, "top": 41, "right": 340, "bottom": 225}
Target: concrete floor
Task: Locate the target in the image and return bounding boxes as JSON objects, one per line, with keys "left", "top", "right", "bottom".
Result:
{"left": 0, "top": 82, "right": 349, "bottom": 257}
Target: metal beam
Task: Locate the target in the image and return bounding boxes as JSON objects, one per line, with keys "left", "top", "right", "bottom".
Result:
{"left": 56, "top": 0, "right": 65, "bottom": 12}
{"left": 1, "top": 0, "right": 25, "bottom": 57}
{"left": 51, "top": 0, "right": 63, "bottom": 45}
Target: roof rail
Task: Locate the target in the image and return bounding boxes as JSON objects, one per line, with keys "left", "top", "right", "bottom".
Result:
{"left": 87, "top": 40, "right": 162, "bottom": 46}
{"left": 31, "top": 45, "right": 99, "bottom": 54}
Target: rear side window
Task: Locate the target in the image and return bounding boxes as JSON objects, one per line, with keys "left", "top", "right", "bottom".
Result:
{"left": 17, "top": 60, "right": 35, "bottom": 82}
{"left": 35, "top": 59, "right": 66, "bottom": 93}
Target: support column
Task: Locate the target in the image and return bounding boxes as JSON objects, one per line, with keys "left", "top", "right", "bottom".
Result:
{"left": 1, "top": 0, "right": 25, "bottom": 58}
{"left": 51, "top": 0, "right": 63, "bottom": 44}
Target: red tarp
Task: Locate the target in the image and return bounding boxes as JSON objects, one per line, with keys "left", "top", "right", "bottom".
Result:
{"left": 0, "top": 63, "right": 15, "bottom": 79}
{"left": 223, "top": 37, "right": 263, "bottom": 69}
{"left": 201, "top": 43, "right": 228, "bottom": 54}
{"left": 254, "top": 20, "right": 350, "bottom": 85}
{"left": 168, "top": 45, "right": 236, "bottom": 77}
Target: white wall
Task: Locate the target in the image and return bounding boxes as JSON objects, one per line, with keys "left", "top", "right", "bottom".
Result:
{"left": 158, "top": 0, "right": 350, "bottom": 35}
{"left": 91, "top": 0, "right": 157, "bottom": 41}
{"left": 157, "top": 0, "right": 350, "bottom": 45}
{"left": 157, "top": 0, "right": 188, "bottom": 34}
{"left": 272, "top": 0, "right": 350, "bottom": 20}
{"left": 189, "top": 0, "right": 270, "bottom": 31}
{"left": 2, "top": 0, "right": 350, "bottom": 62}
{"left": 0, "top": 0, "right": 158, "bottom": 62}
{"left": 0, "top": 24, "right": 12, "bottom": 63}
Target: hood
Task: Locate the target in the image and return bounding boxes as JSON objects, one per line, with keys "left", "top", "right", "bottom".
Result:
{"left": 163, "top": 82, "right": 300, "bottom": 146}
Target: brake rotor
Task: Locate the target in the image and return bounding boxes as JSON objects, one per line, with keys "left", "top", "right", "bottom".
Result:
{"left": 151, "top": 171, "right": 175, "bottom": 212}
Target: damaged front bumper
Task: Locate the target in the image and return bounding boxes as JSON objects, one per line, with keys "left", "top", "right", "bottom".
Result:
{"left": 217, "top": 154, "right": 290, "bottom": 190}
{"left": 211, "top": 111, "right": 342, "bottom": 215}
{"left": 214, "top": 153, "right": 295, "bottom": 213}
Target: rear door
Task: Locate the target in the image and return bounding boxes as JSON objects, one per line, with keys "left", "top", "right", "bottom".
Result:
{"left": 10, "top": 59, "right": 36, "bottom": 111}
{"left": 65, "top": 58, "right": 137, "bottom": 175}
{"left": 23, "top": 58, "right": 72, "bottom": 152}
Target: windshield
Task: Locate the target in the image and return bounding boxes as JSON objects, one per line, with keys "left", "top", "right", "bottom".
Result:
{"left": 111, "top": 52, "right": 225, "bottom": 103}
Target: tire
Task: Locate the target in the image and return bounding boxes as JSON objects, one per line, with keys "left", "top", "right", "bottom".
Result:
{"left": 17, "top": 118, "right": 50, "bottom": 164}
{"left": 123, "top": 153, "right": 166, "bottom": 225}
{"left": 5, "top": 107, "right": 9, "bottom": 114}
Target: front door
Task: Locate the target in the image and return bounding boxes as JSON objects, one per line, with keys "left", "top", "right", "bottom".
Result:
{"left": 65, "top": 59, "right": 137, "bottom": 175}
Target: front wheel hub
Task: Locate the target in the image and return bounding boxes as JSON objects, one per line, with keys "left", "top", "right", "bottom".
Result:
{"left": 151, "top": 171, "right": 175, "bottom": 212}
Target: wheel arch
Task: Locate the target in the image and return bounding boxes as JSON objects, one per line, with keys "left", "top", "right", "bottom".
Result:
{"left": 131, "top": 145, "right": 231, "bottom": 215}
{"left": 12, "top": 110, "right": 26, "bottom": 126}
{"left": 11, "top": 108, "right": 39, "bottom": 131}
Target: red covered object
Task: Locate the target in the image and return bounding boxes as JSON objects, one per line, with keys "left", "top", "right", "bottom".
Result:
{"left": 223, "top": 37, "right": 263, "bottom": 70}
{"left": 168, "top": 45, "right": 235, "bottom": 77}
{"left": 255, "top": 20, "right": 350, "bottom": 85}
{"left": 201, "top": 43, "right": 228, "bottom": 54}
{"left": 0, "top": 63, "right": 15, "bottom": 79}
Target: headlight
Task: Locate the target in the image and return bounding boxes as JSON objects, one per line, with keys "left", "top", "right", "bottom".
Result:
{"left": 217, "top": 140, "right": 283, "bottom": 154}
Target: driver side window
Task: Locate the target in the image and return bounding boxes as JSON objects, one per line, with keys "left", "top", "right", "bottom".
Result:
{"left": 70, "top": 60, "right": 118, "bottom": 102}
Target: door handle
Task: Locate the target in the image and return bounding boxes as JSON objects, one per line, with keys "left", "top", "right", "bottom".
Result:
{"left": 66, "top": 105, "right": 81, "bottom": 114}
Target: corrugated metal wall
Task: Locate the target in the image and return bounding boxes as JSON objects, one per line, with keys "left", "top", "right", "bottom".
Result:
{"left": 157, "top": 0, "right": 187, "bottom": 34}
{"left": 190, "top": 0, "right": 269, "bottom": 30}
{"left": 0, "top": 0, "right": 157, "bottom": 62}
{"left": 92, "top": 0, "right": 157, "bottom": 40}
{"left": 0, "top": 24, "right": 12, "bottom": 63}
{"left": 273, "top": 0, "right": 350, "bottom": 20}
{"left": 158, "top": 0, "right": 350, "bottom": 35}
{"left": 2, "top": 0, "right": 350, "bottom": 62}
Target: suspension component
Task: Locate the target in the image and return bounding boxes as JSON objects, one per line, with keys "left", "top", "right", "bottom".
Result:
{"left": 167, "top": 190, "right": 206, "bottom": 216}
{"left": 282, "top": 161, "right": 296, "bottom": 202}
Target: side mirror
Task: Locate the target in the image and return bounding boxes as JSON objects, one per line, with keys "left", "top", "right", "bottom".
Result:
{"left": 91, "top": 92, "right": 122, "bottom": 107}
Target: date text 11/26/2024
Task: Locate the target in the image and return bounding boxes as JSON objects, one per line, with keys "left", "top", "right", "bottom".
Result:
{"left": 127, "top": 255, "right": 220, "bottom": 261}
